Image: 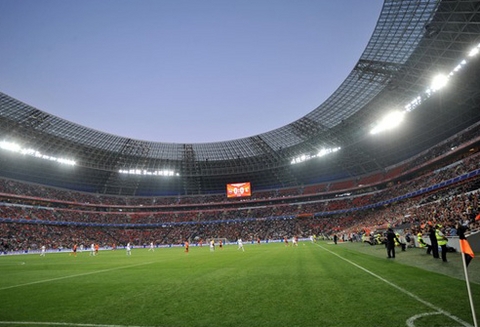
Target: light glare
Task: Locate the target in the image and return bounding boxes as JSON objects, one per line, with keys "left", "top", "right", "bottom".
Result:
{"left": 291, "top": 147, "right": 341, "bottom": 165}
{"left": 468, "top": 47, "right": 479, "bottom": 57}
{"left": 118, "top": 169, "right": 178, "bottom": 176}
{"left": 431, "top": 74, "right": 448, "bottom": 91}
{"left": 0, "top": 141, "right": 76, "bottom": 166}
{"left": 370, "top": 111, "right": 405, "bottom": 135}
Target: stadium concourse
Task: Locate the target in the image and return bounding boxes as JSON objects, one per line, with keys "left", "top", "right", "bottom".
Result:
{"left": 0, "top": 1, "right": 480, "bottom": 256}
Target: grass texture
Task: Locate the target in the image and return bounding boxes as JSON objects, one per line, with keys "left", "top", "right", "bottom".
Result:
{"left": 0, "top": 241, "right": 478, "bottom": 327}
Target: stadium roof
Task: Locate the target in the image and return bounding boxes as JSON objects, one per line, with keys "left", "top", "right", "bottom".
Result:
{"left": 1, "top": 0, "right": 480, "bottom": 196}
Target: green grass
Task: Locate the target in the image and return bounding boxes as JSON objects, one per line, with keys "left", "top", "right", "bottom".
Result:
{"left": 0, "top": 241, "right": 478, "bottom": 327}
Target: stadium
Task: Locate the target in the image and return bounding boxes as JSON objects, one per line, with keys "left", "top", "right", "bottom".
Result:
{"left": 1, "top": 1, "right": 480, "bottom": 327}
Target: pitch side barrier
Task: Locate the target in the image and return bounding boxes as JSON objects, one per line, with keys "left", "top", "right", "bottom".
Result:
{"left": 421, "top": 231, "right": 480, "bottom": 253}
{"left": 0, "top": 238, "right": 298, "bottom": 256}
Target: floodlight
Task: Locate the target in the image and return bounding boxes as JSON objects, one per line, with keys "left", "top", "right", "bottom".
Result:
{"left": 468, "top": 47, "right": 479, "bottom": 57}
{"left": 290, "top": 146, "right": 341, "bottom": 165}
{"left": 430, "top": 74, "right": 448, "bottom": 91}
{"left": 118, "top": 168, "right": 178, "bottom": 176}
{"left": 370, "top": 111, "right": 405, "bottom": 135}
{"left": 0, "top": 141, "right": 21, "bottom": 152}
{"left": 0, "top": 141, "right": 75, "bottom": 165}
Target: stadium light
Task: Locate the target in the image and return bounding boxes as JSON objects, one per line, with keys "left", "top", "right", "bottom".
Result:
{"left": 0, "top": 141, "right": 21, "bottom": 152}
{"left": 118, "top": 169, "right": 179, "bottom": 176}
{"left": 430, "top": 74, "right": 449, "bottom": 91}
{"left": 0, "top": 140, "right": 76, "bottom": 166}
{"left": 468, "top": 45, "right": 479, "bottom": 57}
{"left": 373, "top": 41, "right": 479, "bottom": 136}
{"left": 370, "top": 111, "right": 405, "bottom": 135}
{"left": 451, "top": 60, "right": 467, "bottom": 76}
{"left": 318, "top": 147, "right": 340, "bottom": 157}
{"left": 405, "top": 96, "right": 422, "bottom": 112}
{"left": 290, "top": 147, "right": 341, "bottom": 165}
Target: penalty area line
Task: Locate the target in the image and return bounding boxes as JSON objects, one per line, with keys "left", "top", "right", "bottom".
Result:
{"left": 0, "top": 261, "right": 154, "bottom": 291}
{"left": 316, "top": 243, "right": 473, "bottom": 327}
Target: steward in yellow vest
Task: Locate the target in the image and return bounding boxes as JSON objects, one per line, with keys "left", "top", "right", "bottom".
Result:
{"left": 435, "top": 225, "right": 448, "bottom": 262}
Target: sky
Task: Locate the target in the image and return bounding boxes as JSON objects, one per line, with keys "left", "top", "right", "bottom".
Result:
{"left": 0, "top": 0, "right": 383, "bottom": 144}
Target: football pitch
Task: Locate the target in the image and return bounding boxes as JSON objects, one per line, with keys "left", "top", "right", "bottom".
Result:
{"left": 0, "top": 241, "right": 478, "bottom": 327}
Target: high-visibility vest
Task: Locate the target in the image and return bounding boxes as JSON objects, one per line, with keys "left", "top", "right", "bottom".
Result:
{"left": 436, "top": 230, "right": 448, "bottom": 246}
{"left": 417, "top": 234, "right": 426, "bottom": 247}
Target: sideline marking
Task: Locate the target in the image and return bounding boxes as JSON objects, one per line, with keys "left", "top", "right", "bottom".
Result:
{"left": 0, "top": 322, "right": 156, "bottom": 327}
{"left": 317, "top": 243, "right": 473, "bottom": 327}
{"left": 0, "top": 261, "right": 154, "bottom": 291}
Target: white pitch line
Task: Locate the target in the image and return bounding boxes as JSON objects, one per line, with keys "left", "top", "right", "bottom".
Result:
{"left": 0, "top": 261, "right": 154, "bottom": 291}
{"left": 316, "top": 243, "right": 473, "bottom": 327}
{"left": 0, "top": 322, "right": 157, "bottom": 327}
{"left": 405, "top": 311, "right": 467, "bottom": 327}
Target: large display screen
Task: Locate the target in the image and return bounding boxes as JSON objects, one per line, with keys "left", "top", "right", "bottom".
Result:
{"left": 226, "top": 182, "right": 251, "bottom": 198}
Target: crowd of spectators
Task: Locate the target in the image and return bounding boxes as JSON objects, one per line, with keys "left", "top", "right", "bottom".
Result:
{"left": 1, "top": 125, "right": 480, "bottom": 254}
